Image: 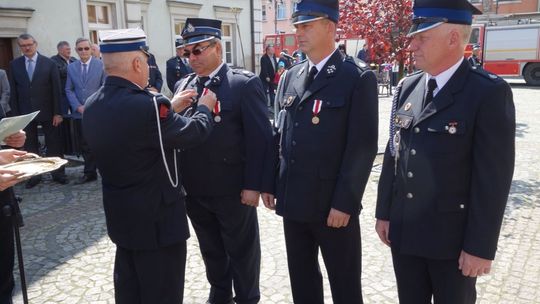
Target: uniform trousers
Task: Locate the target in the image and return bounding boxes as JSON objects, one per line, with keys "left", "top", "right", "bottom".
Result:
{"left": 391, "top": 249, "right": 477, "bottom": 304}
{"left": 113, "top": 242, "right": 186, "bottom": 304}
{"left": 283, "top": 217, "right": 363, "bottom": 304}
{"left": 23, "top": 120, "right": 65, "bottom": 177}
{"left": 186, "top": 196, "right": 261, "bottom": 304}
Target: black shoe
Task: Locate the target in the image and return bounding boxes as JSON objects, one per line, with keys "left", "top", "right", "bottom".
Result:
{"left": 74, "top": 174, "right": 97, "bottom": 185}
{"left": 53, "top": 175, "right": 70, "bottom": 185}
{"left": 25, "top": 176, "right": 42, "bottom": 189}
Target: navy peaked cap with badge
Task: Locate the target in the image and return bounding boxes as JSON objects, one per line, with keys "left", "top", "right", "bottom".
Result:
{"left": 408, "top": 0, "right": 483, "bottom": 36}
{"left": 98, "top": 28, "right": 149, "bottom": 55}
{"left": 181, "top": 18, "right": 222, "bottom": 46}
{"left": 175, "top": 36, "right": 185, "bottom": 49}
{"left": 292, "top": 0, "right": 339, "bottom": 25}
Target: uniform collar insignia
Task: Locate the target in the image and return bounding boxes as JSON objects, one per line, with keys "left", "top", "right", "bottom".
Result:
{"left": 326, "top": 65, "right": 336, "bottom": 74}
{"left": 211, "top": 75, "right": 221, "bottom": 85}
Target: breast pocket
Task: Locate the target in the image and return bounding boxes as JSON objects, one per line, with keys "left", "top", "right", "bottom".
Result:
{"left": 425, "top": 120, "right": 467, "bottom": 155}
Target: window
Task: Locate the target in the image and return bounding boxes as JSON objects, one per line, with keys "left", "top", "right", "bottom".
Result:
{"left": 174, "top": 21, "right": 185, "bottom": 35}
{"left": 277, "top": 3, "right": 287, "bottom": 20}
{"left": 87, "top": 3, "right": 114, "bottom": 44}
{"left": 469, "top": 28, "right": 480, "bottom": 44}
{"left": 221, "top": 24, "right": 234, "bottom": 65}
{"left": 262, "top": 5, "right": 267, "bottom": 21}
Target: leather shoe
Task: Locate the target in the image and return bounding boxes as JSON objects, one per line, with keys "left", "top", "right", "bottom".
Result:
{"left": 74, "top": 174, "right": 97, "bottom": 185}
{"left": 53, "top": 175, "right": 69, "bottom": 185}
{"left": 25, "top": 176, "right": 42, "bottom": 189}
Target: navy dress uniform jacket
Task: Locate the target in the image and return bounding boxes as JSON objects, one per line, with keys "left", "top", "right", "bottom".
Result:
{"left": 376, "top": 59, "right": 515, "bottom": 260}
{"left": 83, "top": 76, "right": 214, "bottom": 250}
{"left": 275, "top": 50, "right": 379, "bottom": 222}
{"left": 178, "top": 64, "right": 276, "bottom": 196}
{"left": 166, "top": 56, "right": 191, "bottom": 93}
{"left": 9, "top": 54, "right": 62, "bottom": 122}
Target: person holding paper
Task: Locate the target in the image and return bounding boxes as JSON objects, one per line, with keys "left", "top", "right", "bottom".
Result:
{"left": 0, "top": 130, "right": 26, "bottom": 304}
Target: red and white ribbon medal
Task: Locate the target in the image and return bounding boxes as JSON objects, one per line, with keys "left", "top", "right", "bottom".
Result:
{"left": 312, "top": 99, "right": 322, "bottom": 125}
{"left": 213, "top": 100, "right": 221, "bottom": 123}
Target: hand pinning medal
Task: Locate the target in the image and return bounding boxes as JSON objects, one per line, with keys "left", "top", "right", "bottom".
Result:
{"left": 312, "top": 99, "right": 322, "bottom": 125}
{"left": 203, "top": 88, "right": 221, "bottom": 123}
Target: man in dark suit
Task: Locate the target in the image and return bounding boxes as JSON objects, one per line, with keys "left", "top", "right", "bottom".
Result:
{"left": 83, "top": 28, "right": 216, "bottom": 304}
{"left": 264, "top": 1, "right": 378, "bottom": 303}
{"left": 177, "top": 18, "right": 275, "bottom": 304}
{"left": 259, "top": 45, "right": 278, "bottom": 107}
{"left": 166, "top": 37, "right": 192, "bottom": 93}
{"left": 66, "top": 37, "right": 107, "bottom": 184}
{"left": 0, "top": 131, "right": 27, "bottom": 304}
{"left": 375, "top": 1, "right": 515, "bottom": 303}
{"left": 356, "top": 44, "right": 370, "bottom": 63}
{"left": 9, "top": 33, "right": 68, "bottom": 188}
{"left": 51, "top": 41, "right": 77, "bottom": 117}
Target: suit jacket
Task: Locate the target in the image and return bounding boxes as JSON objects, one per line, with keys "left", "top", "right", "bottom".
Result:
{"left": 274, "top": 50, "right": 379, "bottom": 222}
{"left": 66, "top": 58, "right": 106, "bottom": 119}
{"left": 376, "top": 59, "right": 515, "bottom": 260}
{"left": 166, "top": 56, "right": 191, "bottom": 93}
{"left": 9, "top": 54, "right": 62, "bottom": 122}
{"left": 83, "top": 76, "right": 214, "bottom": 250}
{"left": 259, "top": 54, "right": 277, "bottom": 86}
{"left": 51, "top": 54, "right": 77, "bottom": 115}
{"left": 0, "top": 69, "right": 10, "bottom": 116}
{"left": 178, "top": 65, "right": 276, "bottom": 196}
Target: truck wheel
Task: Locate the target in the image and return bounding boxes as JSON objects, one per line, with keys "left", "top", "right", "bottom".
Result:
{"left": 523, "top": 63, "right": 540, "bottom": 86}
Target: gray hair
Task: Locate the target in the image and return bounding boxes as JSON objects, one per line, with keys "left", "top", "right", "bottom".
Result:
{"left": 57, "top": 41, "right": 70, "bottom": 50}
{"left": 17, "top": 33, "right": 36, "bottom": 43}
{"left": 75, "top": 37, "right": 91, "bottom": 46}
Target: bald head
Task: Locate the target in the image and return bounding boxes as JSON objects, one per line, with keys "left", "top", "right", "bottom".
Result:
{"left": 103, "top": 51, "right": 149, "bottom": 88}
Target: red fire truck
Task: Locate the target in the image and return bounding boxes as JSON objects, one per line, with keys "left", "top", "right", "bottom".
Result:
{"left": 468, "top": 20, "right": 540, "bottom": 86}
{"left": 263, "top": 33, "right": 298, "bottom": 56}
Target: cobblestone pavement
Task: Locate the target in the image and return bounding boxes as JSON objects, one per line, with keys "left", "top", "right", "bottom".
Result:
{"left": 10, "top": 81, "right": 540, "bottom": 303}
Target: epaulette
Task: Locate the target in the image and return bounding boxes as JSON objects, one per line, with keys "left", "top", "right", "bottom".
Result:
{"left": 232, "top": 69, "right": 255, "bottom": 78}
{"left": 470, "top": 66, "right": 503, "bottom": 82}
{"left": 344, "top": 56, "right": 369, "bottom": 72}
{"left": 404, "top": 70, "right": 423, "bottom": 78}
{"left": 287, "top": 59, "right": 307, "bottom": 71}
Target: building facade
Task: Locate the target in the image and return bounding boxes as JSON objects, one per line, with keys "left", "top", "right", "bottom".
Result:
{"left": 261, "top": 0, "right": 296, "bottom": 36}
{"left": 0, "top": 0, "right": 263, "bottom": 94}
{"left": 471, "top": 0, "right": 540, "bottom": 15}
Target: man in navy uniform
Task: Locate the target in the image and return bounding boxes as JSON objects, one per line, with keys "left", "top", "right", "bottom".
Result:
{"left": 468, "top": 44, "right": 483, "bottom": 68}
{"left": 177, "top": 18, "right": 275, "bottom": 304}
{"left": 166, "top": 37, "right": 192, "bottom": 93}
{"left": 375, "top": 1, "right": 515, "bottom": 303}
{"left": 264, "top": 0, "right": 378, "bottom": 303}
{"left": 82, "top": 28, "right": 216, "bottom": 304}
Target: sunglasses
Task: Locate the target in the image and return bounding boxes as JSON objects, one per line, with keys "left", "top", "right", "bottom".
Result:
{"left": 77, "top": 47, "right": 91, "bottom": 51}
{"left": 183, "top": 42, "right": 215, "bottom": 58}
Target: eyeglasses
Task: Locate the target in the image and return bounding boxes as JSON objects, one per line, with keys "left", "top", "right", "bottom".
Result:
{"left": 183, "top": 42, "right": 215, "bottom": 58}
{"left": 77, "top": 47, "right": 91, "bottom": 51}
{"left": 19, "top": 43, "right": 35, "bottom": 48}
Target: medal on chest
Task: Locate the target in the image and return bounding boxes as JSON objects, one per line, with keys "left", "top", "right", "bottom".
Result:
{"left": 312, "top": 99, "right": 322, "bottom": 125}
{"left": 202, "top": 88, "right": 221, "bottom": 123}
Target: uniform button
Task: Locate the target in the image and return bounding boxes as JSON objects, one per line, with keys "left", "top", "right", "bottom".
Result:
{"left": 294, "top": 122, "right": 299, "bottom": 127}
{"left": 292, "top": 140, "right": 297, "bottom": 146}
{"left": 407, "top": 172, "right": 414, "bottom": 178}
{"left": 410, "top": 149, "right": 417, "bottom": 156}
{"left": 459, "top": 204, "right": 465, "bottom": 209}
{"left": 414, "top": 127, "right": 420, "bottom": 133}
{"left": 298, "top": 106, "right": 303, "bottom": 111}
{"left": 406, "top": 193, "right": 413, "bottom": 199}
{"left": 291, "top": 159, "right": 296, "bottom": 164}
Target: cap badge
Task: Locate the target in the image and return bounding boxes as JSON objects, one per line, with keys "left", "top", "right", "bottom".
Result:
{"left": 186, "top": 23, "right": 195, "bottom": 33}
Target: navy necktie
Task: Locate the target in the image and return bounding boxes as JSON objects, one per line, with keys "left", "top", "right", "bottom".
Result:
{"left": 305, "top": 66, "right": 318, "bottom": 88}
{"left": 423, "top": 78, "right": 437, "bottom": 109}
{"left": 82, "top": 63, "right": 88, "bottom": 83}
